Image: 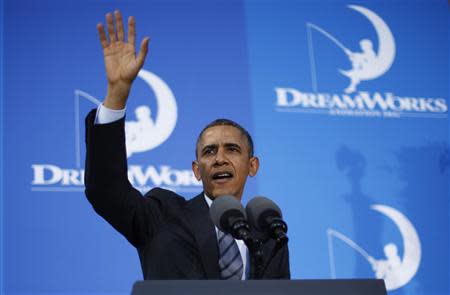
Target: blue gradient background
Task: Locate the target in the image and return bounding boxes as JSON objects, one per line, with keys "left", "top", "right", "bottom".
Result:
{"left": 1, "top": 0, "right": 448, "bottom": 294}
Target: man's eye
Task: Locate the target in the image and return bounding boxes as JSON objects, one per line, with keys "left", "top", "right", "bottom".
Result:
{"left": 203, "top": 149, "right": 214, "bottom": 155}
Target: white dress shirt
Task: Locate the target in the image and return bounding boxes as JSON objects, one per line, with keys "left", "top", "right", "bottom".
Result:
{"left": 95, "top": 104, "right": 126, "bottom": 124}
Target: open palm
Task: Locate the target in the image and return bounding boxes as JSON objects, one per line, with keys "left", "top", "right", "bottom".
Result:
{"left": 104, "top": 39, "right": 142, "bottom": 84}
{"left": 97, "top": 11, "right": 149, "bottom": 106}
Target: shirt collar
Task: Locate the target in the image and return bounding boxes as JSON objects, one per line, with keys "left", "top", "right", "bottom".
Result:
{"left": 204, "top": 193, "right": 213, "bottom": 208}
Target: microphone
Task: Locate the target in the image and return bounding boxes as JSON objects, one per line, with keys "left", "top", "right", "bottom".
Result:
{"left": 209, "top": 195, "right": 252, "bottom": 241}
{"left": 246, "top": 196, "right": 288, "bottom": 244}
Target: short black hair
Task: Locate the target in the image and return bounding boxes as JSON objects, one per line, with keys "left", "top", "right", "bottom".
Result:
{"left": 195, "top": 118, "right": 254, "bottom": 158}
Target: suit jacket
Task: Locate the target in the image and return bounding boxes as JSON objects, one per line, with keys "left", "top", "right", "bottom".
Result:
{"left": 84, "top": 109, "right": 290, "bottom": 279}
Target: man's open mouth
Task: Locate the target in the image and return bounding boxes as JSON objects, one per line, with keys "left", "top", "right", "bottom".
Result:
{"left": 212, "top": 172, "right": 234, "bottom": 181}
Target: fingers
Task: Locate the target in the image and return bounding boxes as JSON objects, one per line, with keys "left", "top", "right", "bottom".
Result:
{"left": 97, "top": 23, "right": 108, "bottom": 49}
{"left": 114, "top": 10, "right": 125, "bottom": 41}
{"left": 128, "top": 16, "right": 136, "bottom": 48}
{"left": 97, "top": 11, "right": 142, "bottom": 52}
{"left": 106, "top": 13, "right": 116, "bottom": 43}
{"left": 136, "top": 37, "right": 150, "bottom": 68}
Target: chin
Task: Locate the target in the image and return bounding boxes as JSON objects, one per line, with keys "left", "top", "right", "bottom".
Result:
{"left": 208, "top": 183, "right": 242, "bottom": 199}
{"left": 216, "top": 191, "right": 243, "bottom": 200}
{"left": 211, "top": 191, "right": 230, "bottom": 198}
{"left": 211, "top": 188, "right": 234, "bottom": 198}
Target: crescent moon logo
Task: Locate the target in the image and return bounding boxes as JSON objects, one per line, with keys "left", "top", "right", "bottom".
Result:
{"left": 307, "top": 5, "right": 396, "bottom": 94}
{"left": 125, "top": 69, "right": 178, "bottom": 158}
{"left": 348, "top": 5, "right": 396, "bottom": 76}
{"left": 370, "top": 205, "right": 421, "bottom": 291}
{"left": 327, "top": 204, "right": 421, "bottom": 291}
{"left": 340, "top": 5, "right": 396, "bottom": 93}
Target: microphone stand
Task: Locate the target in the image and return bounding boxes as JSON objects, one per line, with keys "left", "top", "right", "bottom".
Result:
{"left": 241, "top": 220, "right": 289, "bottom": 279}
{"left": 259, "top": 237, "right": 288, "bottom": 277}
{"left": 232, "top": 222, "right": 288, "bottom": 279}
{"left": 245, "top": 237, "right": 264, "bottom": 279}
{"left": 259, "top": 219, "right": 289, "bottom": 277}
{"left": 231, "top": 221, "right": 264, "bottom": 279}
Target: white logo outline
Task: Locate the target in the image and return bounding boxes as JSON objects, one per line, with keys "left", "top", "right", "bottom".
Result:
{"left": 307, "top": 5, "right": 396, "bottom": 93}
{"left": 125, "top": 70, "right": 178, "bottom": 158}
{"left": 74, "top": 69, "right": 178, "bottom": 166}
{"left": 327, "top": 204, "right": 421, "bottom": 291}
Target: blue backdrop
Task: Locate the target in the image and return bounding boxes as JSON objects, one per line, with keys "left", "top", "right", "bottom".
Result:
{"left": 1, "top": 0, "right": 448, "bottom": 294}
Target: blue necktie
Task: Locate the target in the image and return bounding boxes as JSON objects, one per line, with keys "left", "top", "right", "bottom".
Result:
{"left": 217, "top": 230, "right": 244, "bottom": 280}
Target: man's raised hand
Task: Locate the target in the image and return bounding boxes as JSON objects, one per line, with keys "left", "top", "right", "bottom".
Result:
{"left": 97, "top": 10, "right": 149, "bottom": 109}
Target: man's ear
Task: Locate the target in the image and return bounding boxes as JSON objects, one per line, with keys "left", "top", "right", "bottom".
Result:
{"left": 192, "top": 160, "right": 202, "bottom": 181}
{"left": 248, "top": 156, "right": 260, "bottom": 177}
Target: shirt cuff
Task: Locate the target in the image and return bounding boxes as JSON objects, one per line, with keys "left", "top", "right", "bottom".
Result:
{"left": 95, "top": 103, "right": 126, "bottom": 124}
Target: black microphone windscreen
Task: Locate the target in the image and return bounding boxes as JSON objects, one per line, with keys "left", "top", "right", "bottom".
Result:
{"left": 209, "top": 195, "right": 246, "bottom": 232}
{"left": 246, "top": 196, "right": 282, "bottom": 231}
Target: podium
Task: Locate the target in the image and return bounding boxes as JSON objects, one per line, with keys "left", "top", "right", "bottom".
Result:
{"left": 131, "top": 279, "right": 387, "bottom": 295}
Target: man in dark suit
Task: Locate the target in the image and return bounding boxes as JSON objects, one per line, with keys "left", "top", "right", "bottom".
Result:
{"left": 85, "top": 10, "right": 290, "bottom": 280}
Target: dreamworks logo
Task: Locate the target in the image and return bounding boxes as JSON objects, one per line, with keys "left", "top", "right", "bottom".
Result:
{"left": 276, "top": 89, "right": 447, "bottom": 118}
{"left": 275, "top": 5, "right": 448, "bottom": 119}
{"left": 125, "top": 70, "right": 177, "bottom": 158}
{"left": 328, "top": 204, "right": 421, "bottom": 291}
{"left": 31, "top": 69, "right": 201, "bottom": 193}
{"left": 31, "top": 164, "right": 201, "bottom": 193}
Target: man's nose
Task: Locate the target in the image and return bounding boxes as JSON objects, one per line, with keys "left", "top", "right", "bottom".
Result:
{"left": 214, "top": 148, "right": 228, "bottom": 166}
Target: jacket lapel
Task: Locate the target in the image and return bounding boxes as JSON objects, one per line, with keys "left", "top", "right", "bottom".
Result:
{"left": 185, "top": 193, "right": 220, "bottom": 279}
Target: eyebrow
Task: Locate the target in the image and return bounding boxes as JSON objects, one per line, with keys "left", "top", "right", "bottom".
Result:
{"left": 224, "top": 143, "right": 241, "bottom": 151}
{"left": 201, "top": 144, "right": 217, "bottom": 153}
{"left": 201, "top": 143, "right": 242, "bottom": 153}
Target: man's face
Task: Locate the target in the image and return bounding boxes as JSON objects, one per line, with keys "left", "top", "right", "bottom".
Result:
{"left": 192, "top": 125, "right": 259, "bottom": 200}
